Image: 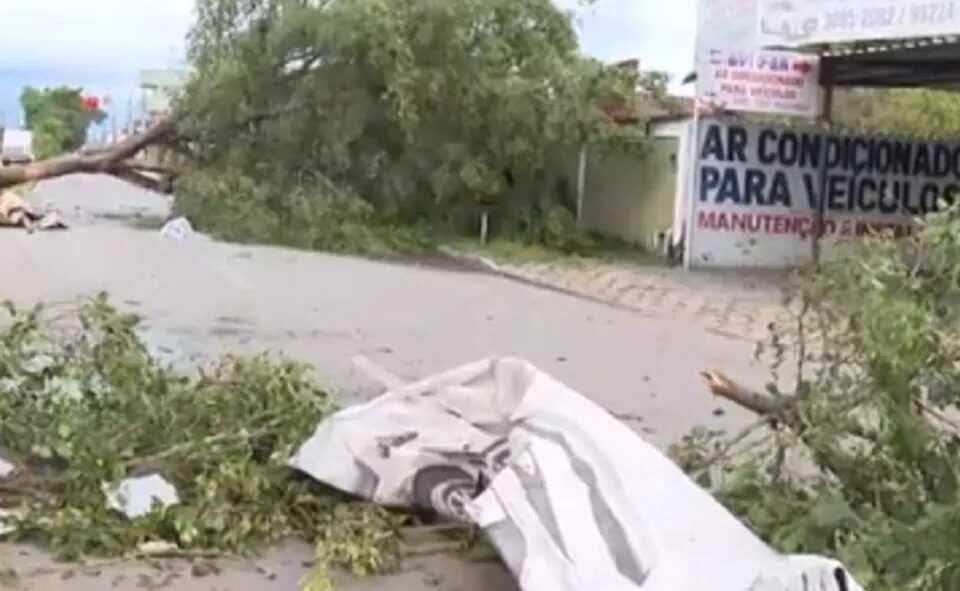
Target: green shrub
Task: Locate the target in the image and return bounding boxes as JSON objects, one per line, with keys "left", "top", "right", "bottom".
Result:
{"left": 0, "top": 295, "right": 403, "bottom": 590}
{"left": 174, "top": 169, "right": 434, "bottom": 255}
{"left": 673, "top": 206, "right": 960, "bottom": 590}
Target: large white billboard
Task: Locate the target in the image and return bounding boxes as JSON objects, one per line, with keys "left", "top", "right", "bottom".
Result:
{"left": 759, "top": 0, "right": 960, "bottom": 46}
{"left": 690, "top": 119, "right": 960, "bottom": 267}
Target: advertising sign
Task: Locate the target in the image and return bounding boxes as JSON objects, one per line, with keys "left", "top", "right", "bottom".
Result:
{"left": 759, "top": 0, "right": 960, "bottom": 46}
{"left": 690, "top": 120, "right": 960, "bottom": 267}
{"left": 697, "top": 48, "right": 821, "bottom": 117}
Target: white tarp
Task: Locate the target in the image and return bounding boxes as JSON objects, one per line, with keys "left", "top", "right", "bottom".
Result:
{"left": 290, "top": 357, "right": 865, "bottom": 591}
{"left": 103, "top": 474, "right": 180, "bottom": 519}
{"left": 759, "top": 0, "right": 960, "bottom": 46}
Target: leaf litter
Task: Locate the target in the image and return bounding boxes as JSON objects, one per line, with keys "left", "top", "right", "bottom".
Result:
{"left": 0, "top": 293, "right": 409, "bottom": 590}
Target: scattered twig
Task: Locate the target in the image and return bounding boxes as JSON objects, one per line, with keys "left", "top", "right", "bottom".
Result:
{"left": 701, "top": 370, "right": 782, "bottom": 416}
{"left": 700, "top": 369, "right": 878, "bottom": 500}
{"left": 918, "top": 399, "right": 960, "bottom": 437}
{"left": 403, "top": 540, "right": 467, "bottom": 557}
{"left": 689, "top": 419, "right": 768, "bottom": 478}
{"left": 701, "top": 369, "right": 876, "bottom": 441}
{"left": 126, "top": 418, "right": 283, "bottom": 471}
{"left": 16, "top": 549, "right": 269, "bottom": 580}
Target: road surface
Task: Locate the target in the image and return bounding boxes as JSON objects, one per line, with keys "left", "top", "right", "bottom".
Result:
{"left": 0, "top": 175, "right": 773, "bottom": 591}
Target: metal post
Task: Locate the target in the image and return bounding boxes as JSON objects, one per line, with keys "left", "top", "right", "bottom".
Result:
{"left": 812, "top": 62, "right": 835, "bottom": 265}
{"left": 480, "top": 211, "right": 489, "bottom": 246}
{"left": 110, "top": 97, "right": 117, "bottom": 144}
{"left": 576, "top": 144, "right": 588, "bottom": 229}
{"left": 683, "top": 100, "right": 702, "bottom": 269}
{"left": 126, "top": 96, "right": 133, "bottom": 133}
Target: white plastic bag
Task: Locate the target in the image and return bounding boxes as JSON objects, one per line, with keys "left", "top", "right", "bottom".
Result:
{"left": 104, "top": 474, "right": 180, "bottom": 519}
{"left": 159, "top": 216, "right": 193, "bottom": 241}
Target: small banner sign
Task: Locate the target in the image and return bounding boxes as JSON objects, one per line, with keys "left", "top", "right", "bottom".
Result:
{"left": 696, "top": 48, "right": 822, "bottom": 118}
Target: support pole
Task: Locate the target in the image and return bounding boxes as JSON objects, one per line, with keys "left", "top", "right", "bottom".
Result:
{"left": 576, "top": 144, "right": 588, "bottom": 229}
{"left": 480, "top": 211, "right": 489, "bottom": 246}
{"left": 683, "top": 100, "right": 703, "bottom": 269}
{"left": 812, "top": 61, "right": 835, "bottom": 265}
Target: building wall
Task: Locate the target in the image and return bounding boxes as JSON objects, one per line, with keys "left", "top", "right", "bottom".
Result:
{"left": 138, "top": 69, "right": 188, "bottom": 116}
{"left": 581, "top": 136, "right": 681, "bottom": 249}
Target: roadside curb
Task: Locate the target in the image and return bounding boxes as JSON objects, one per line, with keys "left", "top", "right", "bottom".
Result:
{"left": 437, "top": 246, "right": 777, "bottom": 343}
{"left": 437, "top": 245, "right": 666, "bottom": 319}
{"left": 436, "top": 246, "right": 504, "bottom": 274}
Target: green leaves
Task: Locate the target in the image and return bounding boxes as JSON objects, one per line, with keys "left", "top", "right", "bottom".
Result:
{"left": 178, "top": 0, "right": 649, "bottom": 249}
{"left": 678, "top": 204, "right": 960, "bottom": 590}
{"left": 0, "top": 295, "right": 403, "bottom": 587}
{"left": 20, "top": 86, "right": 105, "bottom": 158}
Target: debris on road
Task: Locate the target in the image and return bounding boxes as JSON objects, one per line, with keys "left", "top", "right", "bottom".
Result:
{"left": 0, "top": 295, "right": 403, "bottom": 590}
{"left": 0, "top": 456, "right": 14, "bottom": 479}
{"left": 103, "top": 474, "right": 180, "bottom": 519}
{"left": 0, "top": 509, "right": 17, "bottom": 537}
{"left": 0, "top": 295, "right": 865, "bottom": 591}
{"left": 0, "top": 190, "right": 67, "bottom": 232}
{"left": 159, "top": 215, "right": 193, "bottom": 241}
{"left": 136, "top": 540, "right": 180, "bottom": 556}
{"left": 291, "top": 357, "right": 866, "bottom": 591}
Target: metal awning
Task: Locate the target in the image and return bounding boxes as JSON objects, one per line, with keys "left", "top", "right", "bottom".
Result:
{"left": 804, "top": 36, "right": 960, "bottom": 88}
{"left": 683, "top": 36, "right": 960, "bottom": 91}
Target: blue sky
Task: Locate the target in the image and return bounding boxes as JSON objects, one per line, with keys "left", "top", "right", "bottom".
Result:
{"left": 0, "top": 0, "right": 696, "bottom": 129}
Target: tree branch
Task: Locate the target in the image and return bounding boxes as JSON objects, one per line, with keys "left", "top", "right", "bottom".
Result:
{"left": 0, "top": 102, "right": 311, "bottom": 191}
{"left": 701, "top": 370, "right": 783, "bottom": 415}
{"left": 113, "top": 160, "right": 178, "bottom": 175}
{"left": 107, "top": 169, "right": 168, "bottom": 194}
{"left": 702, "top": 369, "right": 876, "bottom": 441}
{"left": 701, "top": 369, "right": 884, "bottom": 502}
{"left": 0, "top": 117, "right": 178, "bottom": 190}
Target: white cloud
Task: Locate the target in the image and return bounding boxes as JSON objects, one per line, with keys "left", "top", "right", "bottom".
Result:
{"left": 566, "top": 0, "right": 697, "bottom": 92}
{"left": 0, "top": 0, "right": 695, "bottom": 104}
{"left": 0, "top": 0, "right": 193, "bottom": 76}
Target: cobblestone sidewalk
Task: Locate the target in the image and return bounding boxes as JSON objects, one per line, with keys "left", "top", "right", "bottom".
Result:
{"left": 445, "top": 249, "right": 795, "bottom": 341}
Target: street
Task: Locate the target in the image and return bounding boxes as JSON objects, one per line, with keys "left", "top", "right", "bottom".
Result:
{"left": 0, "top": 175, "right": 773, "bottom": 590}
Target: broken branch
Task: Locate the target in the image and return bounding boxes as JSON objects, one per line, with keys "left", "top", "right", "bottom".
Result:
{"left": 700, "top": 369, "right": 882, "bottom": 502}
{"left": 0, "top": 117, "right": 178, "bottom": 190}
{"left": 701, "top": 370, "right": 782, "bottom": 416}
{"left": 0, "top": 103, "right": 319, "bottom": 191}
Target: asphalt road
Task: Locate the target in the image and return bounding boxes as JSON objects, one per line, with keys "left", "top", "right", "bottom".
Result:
{"left": 0, "top": 174, "right": 773, "bottom": 591}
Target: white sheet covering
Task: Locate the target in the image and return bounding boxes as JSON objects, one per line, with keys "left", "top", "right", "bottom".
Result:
{"left": 290, "top": 357, "right": 865, "bottom": 591}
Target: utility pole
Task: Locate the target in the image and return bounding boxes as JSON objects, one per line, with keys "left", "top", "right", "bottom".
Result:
{"left": 110, "top": 100, "right": 117, "bottom": 143}
{"left": 126, "top": 96, "right": 133, "bottom": 134}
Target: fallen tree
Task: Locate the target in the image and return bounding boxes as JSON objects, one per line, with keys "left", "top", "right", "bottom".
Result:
{"left": 0, "top": 0, "right": 656, "bottom": 258}
{"left": 0, "top": 117, "right": 179, "bottom": 192}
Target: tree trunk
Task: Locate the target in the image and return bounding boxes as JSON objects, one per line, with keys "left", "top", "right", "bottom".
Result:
{"left": 0, "top": 117, "right": 178, "bottom": 190}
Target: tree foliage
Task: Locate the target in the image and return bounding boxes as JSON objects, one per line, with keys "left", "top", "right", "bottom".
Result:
{"left": 175, "top": 0, "right": 647, "bottom": 249}
{"left": 20, "top": 87, "right": 106, "bottom": 158}
{"left": 833, "top": 88, "right": 960, "bottom": 137}
{"left": 674, "top": 208, "right": 960, "bottom": 590}
{"left": 0, "top": 295, "right": 403, "bottom": 590}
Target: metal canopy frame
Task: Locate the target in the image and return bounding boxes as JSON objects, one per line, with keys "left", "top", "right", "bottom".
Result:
{"left": 812, "top": 35, "right": 960, "bottom": 89}
{"left": 800, "top": 34, "right": 960, "bottom": 262}
{"left": 682, "top": 36, "right": 960, "bottom": 90}
{"left": 680, "top": 23, "right": 960, "bottom": 266}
